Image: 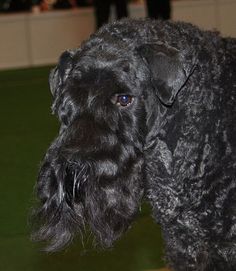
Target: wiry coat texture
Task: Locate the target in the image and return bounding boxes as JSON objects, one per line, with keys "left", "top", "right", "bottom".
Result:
{"left": 32, "top": 19, "right": 236, "bottom": 271}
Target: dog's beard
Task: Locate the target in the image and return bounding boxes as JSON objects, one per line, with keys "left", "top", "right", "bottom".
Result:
{"left": 32, "top": 131, "right": 144, "bottom": 251}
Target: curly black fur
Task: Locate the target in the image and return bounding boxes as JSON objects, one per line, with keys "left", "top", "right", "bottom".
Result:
{"left": 32, "top": 19, "right": 236, "bottom": 270}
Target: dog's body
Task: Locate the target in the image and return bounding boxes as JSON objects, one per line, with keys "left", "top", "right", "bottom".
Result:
{"left": 33, "top": 19, "right": 236, "bottom": 270}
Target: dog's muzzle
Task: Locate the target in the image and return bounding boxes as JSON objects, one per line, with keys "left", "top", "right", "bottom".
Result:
{"left": 32, "top": 115, "right": 144, "bottom": 251}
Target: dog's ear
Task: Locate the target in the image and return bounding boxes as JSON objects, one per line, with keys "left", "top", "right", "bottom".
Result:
{"left": 138, "top": 43, "right": 194, "bottom": 106}
{"left": 49, "top": 49, "right": 77, "bottom": 98}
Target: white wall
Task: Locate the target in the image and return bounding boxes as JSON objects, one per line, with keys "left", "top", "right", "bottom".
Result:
{"left": 172, "top": 0, "right": 236, "bottom": 37}
{"left": 0, "top": 14, "right": 30, "bottom": 69}
{"left": 0, "top": 0, "right": 235, "bottom": 70}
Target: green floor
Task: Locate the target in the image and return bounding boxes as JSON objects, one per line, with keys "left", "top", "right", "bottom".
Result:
{"left": 0, "top": 66, "right": 165, "bottom": 271}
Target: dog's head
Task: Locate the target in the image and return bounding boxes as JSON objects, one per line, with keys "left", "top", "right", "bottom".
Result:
{"left": 32, "top": 31, "right": 195, "bottom": 251}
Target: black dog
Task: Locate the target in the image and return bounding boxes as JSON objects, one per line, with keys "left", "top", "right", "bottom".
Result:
{"left": 32, "top": 19, "right": 236, "bottom": 271}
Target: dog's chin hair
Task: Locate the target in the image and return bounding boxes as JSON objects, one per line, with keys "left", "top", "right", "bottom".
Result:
{"left": 31, "top": 202, "right": 83, "bottom": 252}
{"left": 31, "top": 159, "right": 86, "bottom": 252}
{"left": 31, "top": 148, "right": 144, "bottom": 252}
{"left": 84, "top": 160, "right": 144, "bottom": 248}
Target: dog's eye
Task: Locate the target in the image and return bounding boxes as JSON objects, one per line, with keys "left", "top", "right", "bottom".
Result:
{"left": 112, "top": 95, "right": 133, "bottom": 107}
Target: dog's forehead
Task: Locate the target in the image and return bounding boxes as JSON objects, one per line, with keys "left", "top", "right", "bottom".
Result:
{"left": 70, "top": 67, "right": 138, "bottom": 98}
{"left": 74, "top": 48, "right": 136, "bottom": 69}
{"left": 70, "top": 52, "right": 147, "bottom": 93}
